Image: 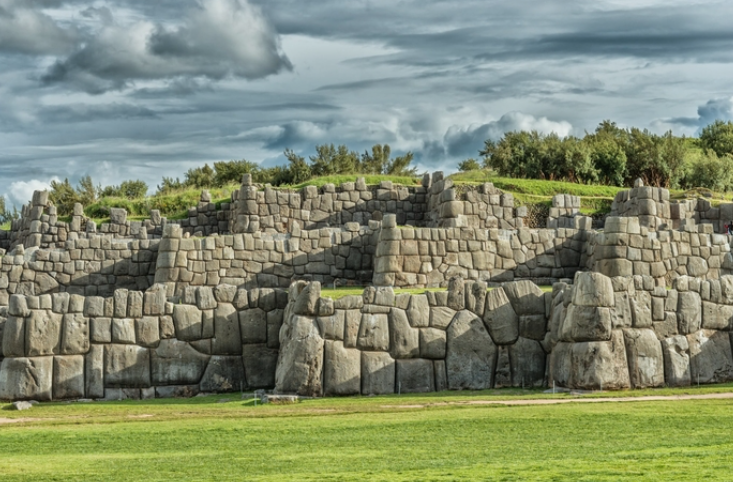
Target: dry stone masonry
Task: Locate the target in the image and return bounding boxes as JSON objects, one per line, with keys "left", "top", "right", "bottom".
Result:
{"left": 2, "top": 173, "right": 733, "bottom": 400}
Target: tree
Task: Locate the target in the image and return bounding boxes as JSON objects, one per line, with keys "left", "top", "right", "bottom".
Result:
{"left": 284, "top": 149, "right": 311, "bottom": 184}
{"left": 699, "top": 120, "right": 733, "bottom": 158}
{"left": 183, "top": 164, "right": 215, "bottom": 188}
{"left": 458, "top": 158, "right": 481, "bottom": 171}
{"left": 49, "top": 178, "right": 80, "bottom": 215}
{"left": 309, "top": 144, "right": 359, "bottom": 177}
{"left": 213, "top": 159, "right": 260, "bottom": 186}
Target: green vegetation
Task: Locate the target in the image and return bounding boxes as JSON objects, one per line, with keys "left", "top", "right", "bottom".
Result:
{"left": 478, "top": 120, "right": 733, "bottom": 191}
{"left": 321, "top": 285, "right": 553, "bottom": 299}
{"left": 2, "top": 387, "right": 733, "bottom": 481}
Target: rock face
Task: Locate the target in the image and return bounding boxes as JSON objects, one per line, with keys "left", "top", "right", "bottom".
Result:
{"left": 483, "top": 288, "right": 518, "bottom": 345}
{"left": 361, "top": 352, "right": 395, "bottom": 395}
{"left": 0, "top": 356, "right": 53, "bottom": 401}
{"left": 622, "top": 328, "right": 664, "bottom": 388}
{"left": 323, "top": 341, "right": 360, "bottom": 396}
{"left": 274, "top": 314, "right": 324, "bottom": 396}
{"left": 687, "top": 330, "right": 733, "bottom": 384}
{"left": 151, "top": 339, "right": 210, "bottom": 386}
{"left": 446, "top": 310, "right": 497, "bottom": 390}
{"left": 104, "top": 344, "right": 151, "bottom": 388}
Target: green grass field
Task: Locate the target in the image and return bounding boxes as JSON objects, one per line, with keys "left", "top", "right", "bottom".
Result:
{"left": 2, "top": 386, "right": 733, "bottom": 481}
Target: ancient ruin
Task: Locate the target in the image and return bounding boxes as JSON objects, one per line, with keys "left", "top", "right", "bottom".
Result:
{"left": 1, "top": 172, "right": 733, "bottom": 400}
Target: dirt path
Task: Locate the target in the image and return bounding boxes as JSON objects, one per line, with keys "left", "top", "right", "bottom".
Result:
{"left": 382, "top": 392, "right": 733, "bottom": 409}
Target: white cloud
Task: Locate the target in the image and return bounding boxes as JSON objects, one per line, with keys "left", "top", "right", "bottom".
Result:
{"left": 8, "top": 177, "right": 59, "bottom": 207}
{"left": 0, "top": 0, "right": 78, "bottom": 55}
{"left": 43, "top": 0, "right": 292, "bottom": 93}
{"left": 443, "top": 112, "right": 574, "bottom": 158}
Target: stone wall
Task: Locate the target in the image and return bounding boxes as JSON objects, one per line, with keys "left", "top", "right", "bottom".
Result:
{"left": 0, "top": 238, "right": 159, "bottom": 302}
{"left": 590, "top": 216, "right": 733, "bottom": 285}
{"left": 153, "top": 223, "right": 379, "bottom": 295}
{"left": 550, "top": 272, "right": 733, "bottom": 389}
{"left": 274, "top": 279, "right": 552, "bottom": 397}
{"left": 0, "top": 284, "right": 286, "bottom": 401}
{"left": 372, "top": 215, "right": 591, "bottom": 288}
{"left": 230, "top": 175, "right": 430, "bottom": 234}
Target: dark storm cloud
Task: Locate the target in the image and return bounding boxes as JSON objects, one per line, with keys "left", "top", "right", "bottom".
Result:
{"left": 42, "top": 0, "right": 292, "bottom": 93}
{"left": 2, "top": 0, "right": 733, "bottom": 206}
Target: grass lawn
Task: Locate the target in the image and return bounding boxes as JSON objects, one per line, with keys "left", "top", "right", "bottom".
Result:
{"left": 2, "top": 386, "right": 733, "bottom": 481}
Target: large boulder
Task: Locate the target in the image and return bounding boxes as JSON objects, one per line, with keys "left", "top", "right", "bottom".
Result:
{"left": 275, "top": 315, "right": 324, "bottom": 396}
{"left": 25, "top": 310, "right": 62, "bottom": 356}
{"left": 0, "top": 356, "right": 53, "bottom": 401}
{"left": 357, "top": 313, "right": 390, "bottom": 351}
{"left": 361, "top": 351, "right": 395, "bottom": 395}
{"left": 509, "top": 337, "right": 546, "bottom": 388}
{"left": 200, "top": 356, "right": 246, "bottom": 392}
{"left": 677, "top": 291, "right": 702, "bottom": 334}
{"left": 572, "top": 272, "right": 614, "bottom": 307}
{"left": 323, "top": 341, "right": 361, "bottom": 396}
{"left": 239, "top": 308, "right": 267, "bottom": 344}
{"left": 212, "top": 303, "right": 241, "bottom": 355}
{"left": 173, "top": 305, "right": 203, "bottom": 341}
{"left": 446, "top": 310, "right": 497, "bottom": 390}
{"left": 53, "top": 355, "right": 85, "bottom": 399}
{"left": 406, "top": 295, "right": 430, "bottom": 328}
{"left": 687, "top": 330, "right": 733, "bottom": 384}
{"left": 242, "top": 344, "right": 278, "bottom": 389}
{"left": 61, "top": 314, "right": 89, "bottom": 355}
{"left": 483, "top": 288, "right": 518, "bottom": 345}
{"left": 570, "top": 330, "right": 630, "bottom": 390}
{"left": 104, "top": 344, "right": 151, "bottom": 388}
{"left": 622, "top": 328, "right": 664, "bottom": 388}
{"left": 389, "top": 308, "right": 419, "bottom": 358}
{"left": 151, "top": 339, "right": 210, "bottom": 386}
{"left": 396, "top": 359, "right": 434, "bottom": 393}
{"left": 560, "top": 305, "right": 612, "bottom": 342}
{"left": 661, "top": 335, "right": 691, "bottom": 387}
{"left": 503, "top": 280, "right": 546, "bottom": 315}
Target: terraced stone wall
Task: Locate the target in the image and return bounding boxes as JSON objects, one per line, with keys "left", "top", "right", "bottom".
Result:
{"left": 550, "top": 272, "right": 733, "bottom": 390}
{"left": 153, "top": 223, "right": 379, "bottom": 295}
{"left": 0, "top": 284, "right": 286, "bottom": 401}
{"left": 372, "top": 216, "right": 592, "bottom": 288}
{"left": 274, "top": 279, "right": 552, "bottom": 397}
{"left": 589, "top": 216, "right": 733, "bottom": 285}
{"left": 0, "top": 238, "right": 160, "bottom": 303}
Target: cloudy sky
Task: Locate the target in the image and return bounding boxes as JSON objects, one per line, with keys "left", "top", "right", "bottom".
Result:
{"left": 2, "top": 0, "right": 733, "bottom": 206}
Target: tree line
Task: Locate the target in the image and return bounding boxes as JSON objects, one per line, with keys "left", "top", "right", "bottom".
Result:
{"left": 473, "top": 120, "right": 733, "bottom": 190}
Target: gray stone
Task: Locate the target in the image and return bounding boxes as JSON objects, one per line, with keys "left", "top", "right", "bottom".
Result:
{"left": 173, "top": 304, "right": 203, "bottom": 341}
{"left": 430, "top": 306, "right": 456, "bottom": 329}
{"left": 85, "top": 345, "right": 104, "bottom": 398}
{"left": 701, "top": 302, "right": 733, "bottom": 330}
{"left": 2, "top": 316, "right": 25, "bottom": 357}
{"left": 361, "top": 351, "right": 395, "bottom": 395}
{"left": 61, "top": 313, "right": 89, "bottom": 355}
{"left": 630, "top": 291, "right": 653, "bottom": 328}
{"left": 212, "top": 303, "right": 241, "bottom": 355}
{"left": 483, "top": 288, "right": 519, "bottom": 345}
{"left": 622, "top": 328, "right": 664, "bottom": 388}
{"left": 200, "top": 356, "right": 246, "bottom": 392}
{"left": 11, "top": 401, "right": 33, "bottom": 411}
{"left": 104, "top": 344, "right": 151, "bottom": 387}
{"left": 549, "top": 342, "right": 573, "bottom": 387}
{"left": 0, "top": 356, "right": 53, "bottom": 401}
{"left": 323, "top": 340, "right": 361, "bottom": 396}
{"left": 677, "top": 291, "right": 702, "bottom": 334}
{"left": 519, "top": 314, "right": 547, "bottom": 341}
{"left": 53, "top": 355, "right": 85, "bottom": 399}
{"left": 240, "top": 308, "right": 267, "bottom": 344}
{"left": 343, "top": 309, "right": 361, "bottom": 348}
{"left": 196, "top": 287, "right": 217, "bottom": 310}
{"left": 560, "top": 305, "right": 612, "bottom": 342}
{"left": 503, "top": 280, "right": 546, "bottom": 315}
{"left": 419, "top": 328, "right": 446, "bottom": 359}
{"left": 572, "top": 272, "right": 614, "bottom": 307}
{"left": 291, "top": 281, "right": 321, "bottom": 316}
{"left": 396, "top": 359, "right": 435, "bottom": 393}
{"left": 112, "top": 318, "right": 136, "bottom": 344}
{"left": 136, "top": 317, "right": 160, "bottom": 348}
{"left": 447, "top": 277, "right": 465, "bottom": 311}
{"left": 610, "top": 292, "right": 633, "bottom": 328}
{"left": 571, "top": 330, "right": 630, "bottom": 390}
{"left": 661, "top": 335, "right": 691, "bottom": 387}
{"left": 26, "top": 310, "right": 62, "bottom": 356}
{"left": 152, "top": 339, "right": 210, "bottom": 386}
{"left": 242, "top": 344, "right": 279, "bottom": 389}
{"left": 90, "top": 318, "right": 112, "bottom": 343}
{"left": 509, "top": 337, "right": 546, "bottom": 388}
{"left": 317, "top": 312, "right": 344, "bottom": 341}
{"left": 446, "top": 310, "right": 497, "bottom": 390}
{"left": 687, "top": 330, "right": 733, "bottom": 384}
{"left": 389, "top": 308, "right": 419, "bottom": 359}
{"left": 406, "top": 294, "right": 430, "bottom": 328}
{"left": 275, "top": 315, "right": 324, "bottom": 396}
{"left": 357, "top": 313, "right": 390, "bottom": 351}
